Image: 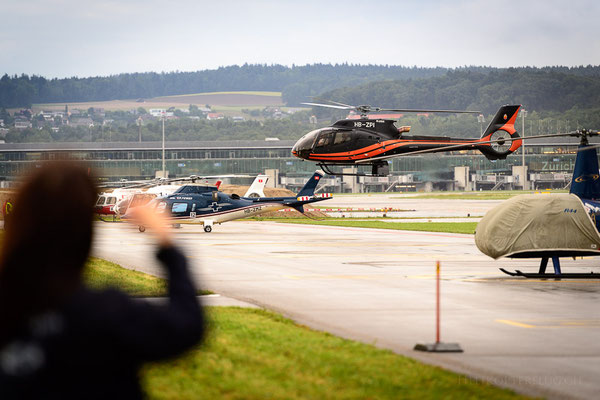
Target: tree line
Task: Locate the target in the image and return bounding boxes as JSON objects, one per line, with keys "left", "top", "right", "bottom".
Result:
{"left": 3, "top": 63, "right": 600, "bottom": 109}
{"left": 314, "top": 68, "right": 600, "bottom": 115}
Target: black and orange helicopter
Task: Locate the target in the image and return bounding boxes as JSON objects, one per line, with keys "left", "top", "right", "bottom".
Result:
{"left": 292, "top": 102, "right": 524, "bottom": 176}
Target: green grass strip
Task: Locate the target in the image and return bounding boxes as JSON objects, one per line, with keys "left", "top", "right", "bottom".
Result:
{"left": 84, "top": 257, "right": 211, "bottom": 297}
{"left": 393, "top": 190, "right": 567, "bottom": 201}
{"left": 272, "top": 219, "right": 478, "bottom": 234}
{"left": 142, "top": 307, "right": 528, "bottom": 400}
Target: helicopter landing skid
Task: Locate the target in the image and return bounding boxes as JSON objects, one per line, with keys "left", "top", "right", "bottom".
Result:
{"left": 500, "top": 256, "right": 598, "bottom": 278}
{"left": 499, "top": 268, "right": 599, "bottom": 279}
{"left": 317, "top": 161, "right": 389, "bottom": 177}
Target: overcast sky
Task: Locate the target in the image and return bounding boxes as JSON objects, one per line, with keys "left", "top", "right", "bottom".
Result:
{"left": 1, "top": 0, "right": 599, "bottom": 78}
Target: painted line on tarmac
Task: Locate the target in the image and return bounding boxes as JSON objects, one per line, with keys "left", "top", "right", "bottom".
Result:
{"left": 496, "top": 319, "right": 536, "bottom": 328}
{"left": 496, "top": 319, "right": 600, "bottom": 329}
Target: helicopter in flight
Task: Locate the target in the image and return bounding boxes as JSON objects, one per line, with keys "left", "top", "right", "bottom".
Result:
{"left": 292, "top": 102, "right": 523, "bottom": 176}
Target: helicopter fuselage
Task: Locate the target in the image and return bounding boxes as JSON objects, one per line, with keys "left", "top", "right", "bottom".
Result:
{"left": 292, "top": 118, "right": 492, "bottom": 164}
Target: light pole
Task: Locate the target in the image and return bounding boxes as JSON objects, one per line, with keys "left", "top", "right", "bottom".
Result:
{"left": 161, "top": 112, "right": 166, "bottom": 177}
{"left": 521, "top": 108, "right": 528, "bottom": 190}
{"left": 137, "top": 116, "right": 142, "bottom": 143}
{"left": 477, "top": 114, "right": 485, "bottom": 136}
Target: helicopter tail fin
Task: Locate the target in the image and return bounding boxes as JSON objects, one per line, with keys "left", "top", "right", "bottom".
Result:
{"left": 296, "top": 171, "right": 324, "bottom": 197}
{"left": 478, "top": 105, "right": 522, "bottom": 160}
{"left": 244, "top": 174, "right": 268, "bottom": 198}
{"left": 570, "top": 144, "right": 600, "bottom": 200}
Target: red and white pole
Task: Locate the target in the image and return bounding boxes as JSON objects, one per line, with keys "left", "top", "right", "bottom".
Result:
{"left": 436, "top": 260, "right": 440, "bottom": 344}
{"left": 414, "top": 260, "right": 462, "bottom": 352}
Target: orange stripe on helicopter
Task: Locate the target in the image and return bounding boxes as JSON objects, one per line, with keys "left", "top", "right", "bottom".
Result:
{"left": 308, "top": 139, "right": 481, "bottom": 161}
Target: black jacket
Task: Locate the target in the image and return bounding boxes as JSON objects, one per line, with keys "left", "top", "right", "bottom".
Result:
{"left": 0, "top": 246, "right": 205, "bottom": 399}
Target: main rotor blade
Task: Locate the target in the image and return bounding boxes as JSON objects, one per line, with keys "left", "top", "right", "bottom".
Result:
{"left": 301, "top": 102, "right": 353, "bottom": 110}
{"left": 326, "top": 100, "right": 355, "bottom": 108}
{"left": 377, "top": 108, "right": 481, "bottom": 114}
{"left": 356, "top": 131, "right": 585, "bottom": 164}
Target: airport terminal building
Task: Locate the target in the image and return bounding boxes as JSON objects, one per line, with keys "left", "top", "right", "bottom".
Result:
{"left": 0, "top": 138, "right": 583, "bottom": 192}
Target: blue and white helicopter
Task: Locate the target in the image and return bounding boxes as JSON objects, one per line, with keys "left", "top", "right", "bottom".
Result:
{"left": 127, "top": 171, "right": 332, "bottom": 233}
{"left": 475, "top": 129, "right": 600, "bottom": 278}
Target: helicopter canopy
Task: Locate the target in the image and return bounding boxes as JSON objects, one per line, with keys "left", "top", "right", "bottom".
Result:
{"left": 475, "top": 193, "right": 600, "bottom": 259}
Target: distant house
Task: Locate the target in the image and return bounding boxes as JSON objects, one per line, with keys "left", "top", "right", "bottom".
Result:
{"left": 69, "top": 117, "right": 94, "bottom": 127}
{"left": 207, "top": 113, "right": 225, "bottom": 120}
{"left": 198, "top": 107, "right": 211, "bottom": 113}
{"left": 149, "top": 109, "right": 166, "bottom": 117}
{"left": 14, "top": 120, "right": 32, "bottom": 129}
{"left": 232, "top": 116, "right": 245, "bottom": 122}
{"left": 89, "top": 107, "right": 105, "bottom": 116}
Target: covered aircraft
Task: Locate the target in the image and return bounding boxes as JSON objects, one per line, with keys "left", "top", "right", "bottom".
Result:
{"left": 475, "top": 130, "right": 600, "bottom": 277}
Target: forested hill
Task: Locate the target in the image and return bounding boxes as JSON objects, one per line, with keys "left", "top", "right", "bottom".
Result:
{"left": 2, "top": 64, "right": 600, "bottom": 109}
{"left": 0, "top": 64, "right": 450, "bottom": 108}
{"left": 316, "top": 68, "right": 600, "bottom": 115}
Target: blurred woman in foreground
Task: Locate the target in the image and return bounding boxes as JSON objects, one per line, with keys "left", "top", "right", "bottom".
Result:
{"left": 0, "top": 162, "right": 205, "bottom": 399}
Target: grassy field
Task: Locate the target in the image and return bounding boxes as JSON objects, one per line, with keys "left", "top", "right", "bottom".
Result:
{"left": 156, "top": 91, "right": 282, "bottom": 98}
{"left": 31, "top": 91, "right": 284, "bottom": 112}
{"left": 84, "top": 257, "right": 211, "bottom": 296}
{"left": 142, "top": 307, "right": 526, "bottom": 400}
{"left": 84, "top": 257, "right": 526, "bottom": 399}
{"left": 262, "top": 219, "right": 478, "bottom": 234}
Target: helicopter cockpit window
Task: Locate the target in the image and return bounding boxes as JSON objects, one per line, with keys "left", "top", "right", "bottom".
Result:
{"left": 156, "top": 201, "right": 167, "bottom": 213}
{"left": 172, "top": 202, "right": 188, "bottom": 213}
{"left": 334, "top": 131, "right": 351, "bottom": 145}
{"left": 315, "top": 130, "right": 335, "bottom": 148}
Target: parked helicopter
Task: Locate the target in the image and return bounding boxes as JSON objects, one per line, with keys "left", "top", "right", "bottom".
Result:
{"left": 475, "top": 129, "right": 600, "bottom": 278}
{"left": 124, "top": 171, "right": 331, "bottom": 232}
{"left": 293, "top": 102, "right": 523, "bottom": 176}
{"left": 95, "top": 175, "right": 227, "bottom": 216}
{"left": 113, "top": 174, "right": 269, "bottom": 217}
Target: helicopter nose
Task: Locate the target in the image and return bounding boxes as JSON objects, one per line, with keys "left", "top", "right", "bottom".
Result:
{"left": 292, "top": 136, "right": 313, "bottom": 159}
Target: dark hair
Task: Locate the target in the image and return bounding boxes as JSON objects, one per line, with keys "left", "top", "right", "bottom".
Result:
{"left": 0, "top": 162, "right": 97, "bottom": 346}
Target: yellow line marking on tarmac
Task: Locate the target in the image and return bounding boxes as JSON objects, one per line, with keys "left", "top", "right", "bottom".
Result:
{"left": 496, "top": 319, "right": 600, "bottom": 328}
{"left": 496, "top": 319, "right": 536, "bottom": 328}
